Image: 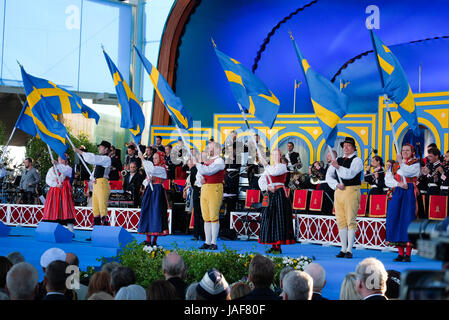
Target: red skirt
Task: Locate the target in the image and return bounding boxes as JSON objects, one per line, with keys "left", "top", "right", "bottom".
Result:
{"left": 42, "top": 178, "right": 75, "bottom": 223}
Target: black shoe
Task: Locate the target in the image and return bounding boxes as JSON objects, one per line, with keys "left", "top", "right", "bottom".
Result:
{"left": 86, "top": 237, "right": 92, "bottom": 242}
{"left": 336, "top": 251, "right": 346, "bottom": 258}
{"left": 191, "top": 237, "right": 199, "bottom": 241}
{"left": 345, "top": 252, "right": 353, "bottom": 259}
{"left": 199, "top": 243, "right": 210, "bottom": 250}
{"left": 394, "top": 255, "right": 404, "bottom": 262}
{"left": 209, "top": 244, "right": 218, "bottom": 250}
{"left": 403, "top": 255, "right": 411, "bottom": 262}
{"left": 143, "top": 240, "right": 151, "bottom": 246}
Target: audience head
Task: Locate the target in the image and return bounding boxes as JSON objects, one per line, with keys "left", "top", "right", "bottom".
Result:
{"left": 65, "top": 252, "right": 79, "bottom": 267}
{"left": 110, "top": 266, "right": 136, "bottom": 295}
{"left": 40, "top": 247, "right": 66, "bottom": 270}
{"left": 0, "top": 256, "right": 13, "bottom": 289}
{"left": 355, "top": 257, "right": 388, "bottom": 299}
{"left": 185, "top": 282, "right": 198, "bottom": 300}
{"left": 87, "top": 291, "right": 114, "bottom": 300}
{"left": 340, "top": 272, "right": 362, "bottom": 300}
{"left": 196, "top": 268, "right": 230, "bottom": 300}
{"left": 248, "top": 254, "right": 275, "bottom": 289}
{"left": 87, "top": 271, "right": 113, "bottom": 298}
{"left": 115, "top": 284, "right": 146, "bottom": 300}
{"left": 279, "top": 266, "right": 295, "bottom": 290}
{"left": 385, "top": 270, "right": 401, "bottom": 300}
{"left": 45, "top": 260, "right": 69, "bottom": 294}
{"left": 146, "top": 280, "right": 178, "bottom": 300}
{"left": 5, "top": 262, "right": 39, "bottom": 300}
{"left": 101, "top": 261, "right": 120, "bottom": 275}
{"left": 282, "top": 270, "right": 313, "bottom": 300}
{"left": 230, "top": 282, "right": 251, "bottom": 300}
{"left": 304, "top": 262, "right": 326, "bottom": 294}
{"left": 162, "top": 252, "right": 186, "bottom": 280}
{"left": 129, "top": 161, "right": 138, "bottom": 174}
{"left": 6, "top": 252, "right": 25, "bottom": 265}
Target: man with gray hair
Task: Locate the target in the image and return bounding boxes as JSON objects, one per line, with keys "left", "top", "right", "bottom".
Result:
{"left": 282, "top": 270, "right": 313, "bottom": 300}
{"left": 304, "top": 262, "right": 328, "bottom": 300}
{"left": 355, "top": 257, "right": 388, "bottom": 300}
{"left": 6, "top": 251, "right": 25, "bottom": 265}
{"left": 162, "top": 252, "right": 187, "bottom": 300}
{"left": 6, "top": 262, "right": 39, "bottom": 300}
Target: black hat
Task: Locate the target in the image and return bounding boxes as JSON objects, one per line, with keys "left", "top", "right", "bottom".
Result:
{"left": 97, "top": 140, "right": 111, "bottom": 149}
{"left": 340, "top": 137, "right": 356, "bottom": 149}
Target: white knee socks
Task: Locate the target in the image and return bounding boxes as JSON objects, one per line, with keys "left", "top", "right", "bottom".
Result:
{"left": 339, "top": 228, "right": 348, "bottom": 252}
{"left": 204, "top": 222, "right": 212, "bottom": 245}
{"left": 347, "top": 229, "right": 356, "bottom": 253}
{"left": 211, "top": 222, "right": 220, "bottom": 245}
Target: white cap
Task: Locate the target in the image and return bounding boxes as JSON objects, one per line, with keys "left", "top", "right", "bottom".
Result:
{"left": 40, "top": 248, "right": 66, "bottom": 269}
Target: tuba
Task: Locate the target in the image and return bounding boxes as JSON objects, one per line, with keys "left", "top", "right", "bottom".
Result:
{"left": 309, "top": 161, "right": 325, "bottom": 185}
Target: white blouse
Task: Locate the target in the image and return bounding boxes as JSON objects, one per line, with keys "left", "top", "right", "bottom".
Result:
{"left": 258, "top": 163, "right": 288, "bottom": 191}
{"left": 385, "top": 161, "right": 420, "bottom": 188}
{"left": 45, "top": 164, "right": 72, "bottom": 187}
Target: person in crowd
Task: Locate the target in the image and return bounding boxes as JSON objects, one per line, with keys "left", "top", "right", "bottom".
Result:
{"left": 162, "top": 252, "right": 187, "bottom": 300}
{"left": 318, "top": 150, "right": 337, "bottom": 215}
{"left": 245, "top": 133, "right": 266, "bottom": 190}
{"left": 165, "top": 144, "right": 176, "bottom": 180}
{"left": 230, "top": 282, "right": 252, "bottom": 300}
{"left": 18, "top": 157, "right": 40, "bottom": 204}
{"left": 110, "top": 266, "right": 136, "bottom": 297}
{"left": 101, "top": 261, "right": 121, "bottom": 275}
{"left": 440, "top": 150, "right": 449, "bottom": 195}
{"left": 240, "top": 254, "right": 280, "bottom": 300}
{"left": 74, "top": 141, "right": 112, "bottom": 228}
{"left": 339, "top": 272, "right": 362, "bottom": 300}
{"left": 143, "top": 146, "right": 155, "bottom": 162}
{"left": 326, "top": 137, "right": 363, "bottom": 259}
{"left": 6, "top": 251, "right": 25, "bottom": 265}
{"left": 385, "top": 144, "right": 420, "bottom": 262}
{"left": 115, "top": 284, "right": 147, "bottom": 300}
{"left": 134, "top": 142, "right": 169, "bottom": 246}
{"left": 0, "top": 256, "right": 12, "bottom": 296}
{"left": 355, "top": 257, "right": 388, "bottom": 300}
{"left": 304, "top": 262, "right": 328, "bottom": 300}
{"left": 154, "top": 135, "right": 165, "bottom": 152}
{"left": 385, "top": 269, "right": 401, "bottom": 300}
{"left": 223, "top": 131, "right": 242, "bottom": 213}
{"left": 185, "top": 282, "right": 198, "bottom": 300}
{"left": 122, "top": 161, "right": 145, "bottom": 207}
{"left": 36, "top": 247, "right": 69, "bottom": 300}
{"left": 65, "top": 252, "right": 88, "bottom": 300}
{"left": 281, "top": 270, "right": 313, "bottom": 300}
{"left": 124, "top": 143, "right": 141, "bottom": 171}
{"left": 87, "top": 271, "right": 114, "bottom": 299}
{"left": 5, "top": 262, "right": 39, "bottom": 300}
{"left": 285, "top": 142, "right": 302, "bottom": 171}
{"left": 194, "top": 142, "right": 226, "bottom": 250}
{"left": 419, "top": 147, "right": 443, "bottom": 218}
{"left": 108, "top": 146, "right": 122, "bottom": 181}
{"left": 195, "top": 268, "right": 231, "bottom": 300}
{"left": 279, "top": 266, "right": 295, "bottom": 296}
{"left": 184, "top": 154, "right": 205, "bottom": 241}
{"left": 87, "top": 291, "right": 114, "bottom": 300}
{"left": 42, "top": 260, "right": 70, "bottom": 300}
{"left": 42, "top": 154, "right": 76, "bottom": 233}
{"left": 258, "top": 149, "right": 296, "bottom": 254}
{"left": 364, "top": 155, "right": 386, "bottom": 196}
{"left": 146, "top": 280, "right": 179, "bottom": 300}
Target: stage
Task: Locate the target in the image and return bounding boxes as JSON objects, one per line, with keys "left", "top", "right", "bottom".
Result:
{"left": 0, "top": 225, "right": 443, "bottom": 300}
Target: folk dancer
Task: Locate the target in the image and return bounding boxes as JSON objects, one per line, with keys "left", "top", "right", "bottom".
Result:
{"left": 385, "top": 144, "right": 420, "bottom": 262}
{"left": 326, "top": 137, "right": 363, "bottom": 259}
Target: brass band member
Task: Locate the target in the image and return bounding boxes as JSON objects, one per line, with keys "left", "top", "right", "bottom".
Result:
{"left": 440, "top": 150, "right": 449, "bottom": 195}
{"left": 364, "top": 155, "right": 386, "bottom": 196}
{"left": 326, "top": 137, "right": 363, "bottom": 259}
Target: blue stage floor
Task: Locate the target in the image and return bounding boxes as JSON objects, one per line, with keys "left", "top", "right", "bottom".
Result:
{"left": 0, "top": 226, "right": 443, "bottom": 300}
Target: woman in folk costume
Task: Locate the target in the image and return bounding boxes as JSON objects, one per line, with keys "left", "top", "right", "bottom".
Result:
{"left": 258, "top": 149, "right": 295, "bottom": 254}
{"left": 385, "top": 144, "right": 420, "bottom": 262}
{"left": 42, "top": 155, "right": 76, "bottom": 232}
{"left": 135, "top": 143, "right": 169, "bottom": 246}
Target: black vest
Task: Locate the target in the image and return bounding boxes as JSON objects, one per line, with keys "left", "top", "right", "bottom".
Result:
{"left": 337, "top": 155, "right": 361, "bottom": 186}
{"left": 94, "top": 166, "right": 106, "bottom": 179}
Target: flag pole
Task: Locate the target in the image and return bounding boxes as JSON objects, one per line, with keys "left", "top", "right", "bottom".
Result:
{"left": 293, "top": 80, "right": 297, "bottom": 113}
{"left": 46, "top": 144, "right": 63, "bottom": 185}
{"left": 65, "top": 134, "right": 93, "bottom": 177}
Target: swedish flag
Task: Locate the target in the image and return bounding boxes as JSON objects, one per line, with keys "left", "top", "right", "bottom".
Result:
{"left": 16, "top": 71, "right": 99, "bottom": 124}
{"left": 213, "top": 46, "right": 280, "bottom": 129}
{"left": 103, "top": 50, "right": 145, "bottom": 143}
{"left": 370, "top": 30, "right": 420, "bottom": 136}
{"left": 19, "top": 66, "right": 69, "bottom": 159}
{"left": 290, "top": 34, "right": 348, "bottom": 148}
{"left": 134, "top": 46, "right": 192, "bottom": 130}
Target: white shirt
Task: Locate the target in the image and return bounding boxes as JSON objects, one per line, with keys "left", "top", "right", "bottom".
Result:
{"left": 82, "top": 152, "right": 111, "bottom": 180}
{"left": 258, "top": 163, "right": 288, "bottom": 191}
{"left": 141, "top": 159, "right": 167, "bottom": 188}
{"left": 45, "top": 164, "right": 72, "bottom": 187}
{"left": 325, "top": 152, "right": 363, "bottom": 190}
{"left": 385, "top": 161, "right": 420, "bottom": 188}
{"left": 196, "top": 156, "right": 225, "bottom": 176}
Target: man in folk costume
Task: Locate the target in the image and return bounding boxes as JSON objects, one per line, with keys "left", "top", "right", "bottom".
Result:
{"left": 74, "top": 141, "right": 112, "bottom": 228}
{"left": 326, "top": 137, "right": 363, "bottom": 259}
{"left": 194, "top": 142, "right": 226, "bottom": 250}
{"left": 258, "top": 149, "right": 296, "bottom": 254}
{"left": 385, "top": 144, "right": 420, "bottom": 262}
{"left": 42, "top": 154, "right": 76, "bottom": 233}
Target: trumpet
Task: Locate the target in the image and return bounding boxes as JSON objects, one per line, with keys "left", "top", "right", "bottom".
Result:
{"left": 364, "top": 169, "right": 385, "bottom": 177}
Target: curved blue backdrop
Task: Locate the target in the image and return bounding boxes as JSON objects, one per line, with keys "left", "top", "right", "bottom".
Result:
{"left": 174, "top": 0, "right": 449, "bottom": 127}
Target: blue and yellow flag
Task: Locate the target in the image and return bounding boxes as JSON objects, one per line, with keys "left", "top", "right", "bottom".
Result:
{"left": 15, "top": 71, "right": 99, "bottom": 124}
{"left": 213, "top": 46, "right": 280, "bottom": 129}
{"left": 370, "top": 30, "right": 420, "bottom": 136}
{"left": 290, "top": 34, "right": 348, "bottom": 148}
{"left": 19, "top": 66, "right": 69, "bottom": 159}
{"left": 103, "top": 50, "right": 145, "bottom": 143}
{"left": 133, "top": 46, "right": 192, "bottom": 130}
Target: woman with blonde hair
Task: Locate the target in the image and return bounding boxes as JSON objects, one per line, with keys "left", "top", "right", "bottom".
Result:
{"left": 339, "top": 272, "right": 362, "bottom": 300}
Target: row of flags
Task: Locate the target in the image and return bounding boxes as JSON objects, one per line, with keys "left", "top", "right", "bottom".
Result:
{"left": 13, "top": 30, "right": 419, "bottom": 160}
